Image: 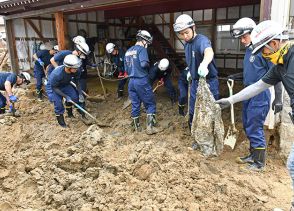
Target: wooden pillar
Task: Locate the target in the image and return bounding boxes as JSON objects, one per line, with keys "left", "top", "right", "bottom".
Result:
{"left": 259, "top": 0, "right": 272, "bottom": 21}
{"left": 170, "top": 13, "right": 175, "bottom": 48}
{"left": 5, "top": 19, "right": 19, "bottom": 73}
{"left": 55, "top": 11, "right": 66, "bottom": 50}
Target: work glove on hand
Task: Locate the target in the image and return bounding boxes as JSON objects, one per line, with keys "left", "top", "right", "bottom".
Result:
{"left": 9, "top": 95, "right": 18, "bottom": 103}
{"left": 215, "top": 98, "right": 232, "bottom": 109}
{"left": 79, "top": 94, "right": 85, "bottom": 103}
{"left": 272, "top": 99, "right": 283, "bottom": 114}
{"left": 198, "top": 62, "right": 209, "bottom": 78}
{"left": 186, "top": 71, "right": 192, "bottom": 82}
{"left": 37, "top": 58, "right": 44, "bottom": 66}
{"left": 65, "top": 95, "right": 72, "bottom": 102}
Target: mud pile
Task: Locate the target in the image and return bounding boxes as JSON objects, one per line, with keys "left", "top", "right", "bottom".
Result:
{"left": 0, "top": 84, "right": 292, "bottom": 211}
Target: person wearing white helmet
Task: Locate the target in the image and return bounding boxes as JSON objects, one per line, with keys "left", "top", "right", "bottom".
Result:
{"left": 105, "top": 42, "right": 128, "bottom": 99}
{"left": 47, "top": 54, "right": 85, "bottom": 127}
{"left": 149, "top": 58, "right": 176, "bottom": 105}
{"left": 173, "top": 14, "right": 219, "bottom": 130}
{"left": 0, "top": 71, "right": 30, "bottom": 114}
{"left": 73, "top": 35, "right": 86, "bottom": 45}
{"left": 228, "top": 17, "right": 283, "bottom": 171}
{"left": 33, "top": 44, "right": 56, "bottom": 101}
{"left": 216, "top": 19, "right": 294, "bottom": 208}
{"left": 125, "top": 29, "right": 159, "bottom": 135}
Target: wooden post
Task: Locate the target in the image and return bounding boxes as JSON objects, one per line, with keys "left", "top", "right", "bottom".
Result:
{"left": 259, "top": 0, "right": 272, "bottom": 21}
{"left": 5, "top": 19, "right": 19, "bottom": 73}
{"left": 55, "top": 11, "right": 66, "bottom": 50}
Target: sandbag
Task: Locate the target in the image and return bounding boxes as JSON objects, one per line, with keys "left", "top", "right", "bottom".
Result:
{"left": 191, "top": 78, "right": 224, "bottom": 157}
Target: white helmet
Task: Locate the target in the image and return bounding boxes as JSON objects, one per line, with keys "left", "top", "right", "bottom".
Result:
{"left": 158, "top": 58, "right": 169, "bottom": 71}
{"left": 19, "top": 72, "right": 31, "bottom": 84}
{"left": 250, "top": 20, "right": 287, "bottom": 54}
{"left": 63, "top": 54, "right": 82, "bottom": 69}
{"left": 106, "top": 43, "right": 115, "bottom": 54}
{"left": 53, "top": 45, "right": 59, "bottom": 51}
{"left": 136, "top": 30, "right": 153, "bottom": 44}
{"left": 73, "top": 35, "right": 86, "bottom": 45}
{"left": 39, "top": 43, "right": 46, "bottom": 50}
{"left": 75, "top": 42, "right": 90, "bottom": 55}
{"left": 230, "top": 17, "right": 256, "bottom": 38}
{"left": 173, "top": 14, "right": 195, "bottom": 32}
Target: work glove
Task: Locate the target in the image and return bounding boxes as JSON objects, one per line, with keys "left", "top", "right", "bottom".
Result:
{"left": 37, "top": 58, "right": 44, "bottom": 66}
{"left": 215, "top": 98, "right": 232, "bottom": 109}
{"left": 79, "top": 94, "right": 85, "bottom": 103}
{"left": 9, "top": 95, "right": 18, "bottom": 103}
{"left": 42, "top": 78, "right": 48, "bottom": 85}
{"left": 65, "top": 95, "right": 72, "bottom": 102}
{"left": 272, "top": 99, "right": 283, "bottom": 114}
{"left": 186, "top": 71, "right": 192, "bottom": 82}
{"left": 198, "top": 62, "right": 209, "bottom": 78}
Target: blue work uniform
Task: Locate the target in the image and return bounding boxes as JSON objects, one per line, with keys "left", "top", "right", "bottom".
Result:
{"left": 34, "top": 50, "right": 52, "bottom": 91}
{"left": 149, "top": 62, "right": 176, "bottom": 103}
{"left": 0, "top": 73, "right": 17, "bottom": 111}
{"left": 178, "top": 68, "right": 189, "bottom": 107}
{"left": 242, "top": 48, "right": 272, "bottom": 149}
{"left": 185, "top": 34, "right": 219, "bottom": 124}
{"left": 125, "top": 45, "right": 156, "bottom": 117}
{"left": 47, "top": 65, "right": 81, "bottom": 115}
{"left": 111, "top": 48, "right": 127, "bottom": 94}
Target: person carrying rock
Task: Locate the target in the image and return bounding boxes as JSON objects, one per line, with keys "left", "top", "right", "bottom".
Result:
{"left": 229, "top": 17, "right": 283, "bottom": 171}
{"left": 173, "top": 14, "right": 220, "bottom": 130}
{"left": 149, "top": 58, "right": 177, "bottom": 106}
{"left": 106, "top": 42, "right": 128, "bottom": 99}
{"left": 215, "top": 20, "right": 294, "bottom": 209}
{"left": 47, "top": 54, "right": 85, "bottom": 127}
{"left": 0, "top": 72, "right": 31, "bottom": 114}
{"left": 124, "top": 30, "right": 159, "bottom": 135}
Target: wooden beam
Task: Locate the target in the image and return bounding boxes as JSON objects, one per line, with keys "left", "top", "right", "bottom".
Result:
{"left": 25, "top": 19, "right": 46, "bottom": 43}
{"left": 55, "top": 11, "right": 66, "bottom": 50}
{"left": 259, "top": 0, "right": 272, "bottom": 21}
{"left": 5, "top": 19, "right": 19, "bottom": 73}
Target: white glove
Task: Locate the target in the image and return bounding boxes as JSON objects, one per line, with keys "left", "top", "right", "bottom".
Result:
{"left": 79, "top": 94, "right": 85, "bottom": 103}
{"left": 186, "top": 71, "right": 192, "bottom": 82}
{"left": 198, "top": 62, "right": 209, "bottom": 78}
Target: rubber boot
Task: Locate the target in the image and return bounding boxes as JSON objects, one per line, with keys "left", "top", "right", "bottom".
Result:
{"left": 36, "top": 89, "right": 43, "bottom": 101}
{"left": 56, "top": 114, "right": 67, "bottom": 128}
{"left": 247, "top": 148, "right": 266, "bottom": 171}
{"left": 65, "top": 102, "right": 74, "bottom": 118}
{"left": 117, "top": 90, "right": 124, "bottom": 99}
{"left": 188, "top": 114, "right": 193, "bottom": 131}
{"left": 0, "top": 107, "right": 5, "bottom": 114}
{"left": 236, "top": 147, "right": 254, "bottom": 164}
{"left": 131, "top": 116, "right": 142, "bottom": 132}
{"left": 178, "top": 104, "right": 185, "bottom": 116}
{"left": 146, "top": 114, "right": 160, "bottom": 135}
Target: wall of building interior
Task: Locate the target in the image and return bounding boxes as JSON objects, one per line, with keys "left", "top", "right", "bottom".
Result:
{"left": 10, "top": 3, "right": 259, "bottom": 74}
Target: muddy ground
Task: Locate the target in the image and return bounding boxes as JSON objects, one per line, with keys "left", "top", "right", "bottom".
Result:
{"left": 0, "top": 75, "right": 292, "bottom": 211}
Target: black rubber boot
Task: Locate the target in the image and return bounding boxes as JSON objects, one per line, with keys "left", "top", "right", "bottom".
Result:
{"left": 36, "top": 89, "right": 43, "bottom": 101}
{"left": 117, "top": 90, "right": 124, "bottom": 98}
{"left": 247, "top": 148, "right": 266, "bottom": 171}
{"left": 56, "top": 114, "right": 67, "bottom": 128}
{"left": 236, "top": 148, "right": 254, "bottom": 164}
{"left": 0, "top": 107, "right": 5, "bottom": 114}
{"left": 188, "top": 114, "right": 193, "bottom": 131}
{"left": 65, "top": 102, "right": 74, "bottom": 118}
{"left": 146, "top": 114, "right": 159, "bottom": 135}
{"left": 131, "top": 116, "right": 142, "bottom": 132}
{"left": 178, "top": 104, "right": 185, "bottom": 116}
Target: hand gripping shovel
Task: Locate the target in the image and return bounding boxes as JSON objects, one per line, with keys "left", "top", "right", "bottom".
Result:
{"left": 224, "top": 79, "right": 239, "bottom": 149}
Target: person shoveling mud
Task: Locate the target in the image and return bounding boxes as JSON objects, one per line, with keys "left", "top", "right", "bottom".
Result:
{"left": 191, "top": 78, "right": 224, "bottom": 157}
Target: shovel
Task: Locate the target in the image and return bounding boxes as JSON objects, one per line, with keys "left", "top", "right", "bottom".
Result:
{"left": 70, "top": 81, "right": 105, "bottom": 103}
{"left": 224, "top": 79, "right": 239, "bottom": 149}
{"left": 122, "top": 80, "right": 164, "bottom": 110}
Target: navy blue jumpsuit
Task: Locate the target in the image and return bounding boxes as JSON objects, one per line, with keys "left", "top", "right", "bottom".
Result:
{"left": 0, "top": 73, "right": 17, "bottom": 112}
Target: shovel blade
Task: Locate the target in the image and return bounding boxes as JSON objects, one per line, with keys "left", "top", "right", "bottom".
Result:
{"left": 224, "top": 126, "right": 238, "bottom": 149}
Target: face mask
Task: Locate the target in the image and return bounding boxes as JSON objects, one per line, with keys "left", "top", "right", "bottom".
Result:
{"left": 262, "top": 42, "right": 291, "bottom": 65}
